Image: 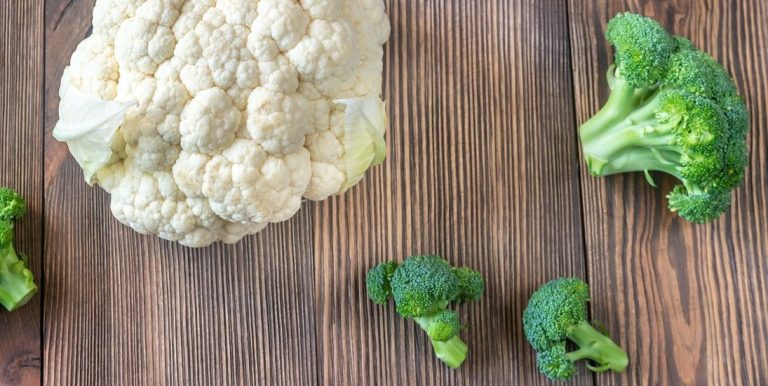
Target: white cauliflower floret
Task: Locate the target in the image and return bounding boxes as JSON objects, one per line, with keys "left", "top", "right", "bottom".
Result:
{"left": 253, "top": 0, "right": 309, "bottom": 52}
{"left": 247, "top": 34, "right": 299, "bottom": 94}
{"left": 54, "top": 0, "right": 391, "bottom": 247}
{"left": 111, "top": 171, "right": 201, "bottom": 241}
{"left": 92, "top": 0, "right": 142, "bottom": 35}
{"left": 215, "top": 0, "right": 258, "bottom": 26}
{"left": 287, "top": 20, "right": 359, "bottom": 94}
{"left": 304, "top": 162, "right": 345, "bottom": 200}
{"left": 202, "top": 139, "right": 311, "bottom": 224}
{"left": 68, "top": 36, "right": 120, "bottom": 99}
{"left": 246, "top": 87, "right": 311, "bottom": 155}
{"left": 114, "top": 1, "right": 179, "bottom": 74}
{"left": 172, "top": 151, "right": 209, "bottom": 197}
{"left": 179, "top": 87, "right": 241, "bottom": 154}
{"left": 300, "top": 0, "right": 342, "bottom": 20}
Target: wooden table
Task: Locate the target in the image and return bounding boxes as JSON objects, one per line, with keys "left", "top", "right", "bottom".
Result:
{"left": 1, "top": 0, "right": 766, "bottom": 385}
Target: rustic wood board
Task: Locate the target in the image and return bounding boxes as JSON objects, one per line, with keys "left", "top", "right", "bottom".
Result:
{"left": 569, "top": 1, "right": 768, "bottom": 385}
{"left": 0, "top": 1, "right": 43, "bottom": 385}
{"left": 0, "top": 0, "right": 763, "bottom": 385}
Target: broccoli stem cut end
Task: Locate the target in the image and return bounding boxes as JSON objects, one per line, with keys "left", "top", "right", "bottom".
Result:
{"left": 415, "top": 311, "right": 468, "bottom": 368}
{"left": 566, "top": 320, "right": 628, "bottom": 373}
{"left": 0, "top": 246, "right": 38, "bottom": 311}
{"left": 430, "top": 336, "right": 468, "bottom": 369}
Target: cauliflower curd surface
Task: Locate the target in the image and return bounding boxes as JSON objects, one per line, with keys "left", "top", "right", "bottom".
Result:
{"left": 54, "top": 0, "right": 391, "bottom": 247}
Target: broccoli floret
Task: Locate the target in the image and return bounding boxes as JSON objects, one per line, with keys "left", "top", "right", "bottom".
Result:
{"left": 0, "top": 188, "right": 37, "bottom": 311}
{"left": 366, "top": 261, "right": 397, "bottom": 305}
{"left": 453, "top": 267, "right": 485, "bottom": 302}
{"left": 523, "top": 278, "right": 628, "bottom": 381}
{"left": 580, "top": 12, "right": 748, "bottom": 223}
{"left": 366, "top": 255, "right": 485, "bottom": 368}
{"left": 0, "top": 188, "right": 26, "bottom": 222}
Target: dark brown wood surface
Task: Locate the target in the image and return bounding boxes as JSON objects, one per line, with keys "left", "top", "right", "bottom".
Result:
{"left": 569, "top": 1, "right": 768, "bottom": 385}
{"left": 0, "top": 1, "right": 43, "bottom": 385}
{"left": 0, "top": 0, "right": 763, "bottom": 385}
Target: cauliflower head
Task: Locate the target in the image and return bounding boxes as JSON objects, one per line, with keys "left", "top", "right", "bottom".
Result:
{"left": 53, "top": 0, "right": 391, "bottom": 247}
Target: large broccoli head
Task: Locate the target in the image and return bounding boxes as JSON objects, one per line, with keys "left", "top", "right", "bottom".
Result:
{"left": 580, "top": 12, "right": 748, "bottom": 223}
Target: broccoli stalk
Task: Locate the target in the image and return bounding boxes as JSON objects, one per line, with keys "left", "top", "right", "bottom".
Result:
{"left": 413, "top": 307, "right": 467, "bottom": 368}
{"left": 579, "top": 12, "right": 748, "bottom": 223}
{"left": 523, "top": 278, "right": 628, "bottom": 380}
{"left": 366, "top": 255, "right": 485, "bottom": 369}
{"left": 0, "top": 188, "right": 37, "bottom": 311}
{"left": 580, "top": 71, "right": 681, "bottom": 178}
{"left": 562, "top": 320, "right": 628, "bottom": 372}
{"left": 0, "top": 237, "right": 37, "bottom": 311}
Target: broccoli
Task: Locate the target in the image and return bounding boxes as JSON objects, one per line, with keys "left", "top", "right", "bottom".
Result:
{"left": 523, "top": 278, "right": 627, "bottom": 380}
{"left": 366, "top": 255, "right": 485, "bottom": 368}
{"left": 0, "top": 188, "right": 37, "bottom": 311}
{"left": 579, "top": 12, "right": 748, "bottom": 223}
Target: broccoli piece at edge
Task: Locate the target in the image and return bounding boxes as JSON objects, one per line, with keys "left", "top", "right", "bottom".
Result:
{"left": 0, "top": 188, "right": 37, "bottom": 312}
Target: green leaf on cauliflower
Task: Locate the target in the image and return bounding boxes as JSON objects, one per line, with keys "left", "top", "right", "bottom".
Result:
{"left": 336, "top": 96, "right": 388, "bottom": 192}
{"left": 52, "top": 67, "right": 135, "bottom": 185}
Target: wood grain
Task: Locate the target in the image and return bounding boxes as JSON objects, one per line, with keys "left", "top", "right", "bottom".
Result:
{"left": 313, "top": 0, "right": 589, "bottom": 385}
{"left": 0, "top": 1, "right": 43, "bottom": 385}
{"left": 0, "top": 0, "right": 765, "bottom": 385}
{"left": 44, "top": 1, "right": 318, "bottom": 385}
{"left": 568, "top": 1, "right": 768, "bottom": 385}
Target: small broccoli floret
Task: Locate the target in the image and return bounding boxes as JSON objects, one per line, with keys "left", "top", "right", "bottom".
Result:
{"left": 366, "top": 255, "right": 485, "bottom": 368}
{"left": 390, "top": 255, "right": 459, "bottom": 317}
{"left": 523, "top": 278, "right": 628, "bottom": 381}
{"left": 606, "top": 12, "right": 676, "bottom": 88}
{"left": 580, "top": 12, "right": 748, "bottom": 223}
{"left": 365, "top": 261, "right": 397, "bottom": 305}
{"left": 0, "top": 188, "right": 37, "bottom": 312}
{"left": 537, "top": 342, "right": 578, "bottom": 380}
{"left": 453, "top": 267, "right": 485, "bottom": 302}
{"left": 0, "top": 188, "right": 26, "bottom": 222}
{"left": 420, "top": 309, "right": 461, "bottom": 342}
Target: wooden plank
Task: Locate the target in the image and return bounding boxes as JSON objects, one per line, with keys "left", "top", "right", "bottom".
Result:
{"left": 568, "top": 1, "right": 768, "bottom": 385}
{"left": 44, "top": 1, "right": 318, "bottom": 384}
{"left": 0, "top": 1, "right": 43, "bottom": 385}
{"left": 313, "top": 0, "right": 589, "bottom": 384}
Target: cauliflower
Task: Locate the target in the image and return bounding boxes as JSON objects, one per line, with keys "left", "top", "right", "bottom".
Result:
{"left": 53, "top": 0, "right": 390, "bottom": 247}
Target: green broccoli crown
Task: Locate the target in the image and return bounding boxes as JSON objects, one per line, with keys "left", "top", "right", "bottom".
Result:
{"left": 606, "top": 12, "right": 676, "bottom": 87}
{"left": 667, "top": 185, "right": 732, "bottom": 224}
{"left": 657, "top": 91, "right": 733, "bottom": 186}
{"left": 523, "top": 278, "right": 589, "bottom": 351}
{"left": 0, "top": 188, "right": 26, "bottom": 222}
{"left": 390, "top": 255, "right": 459, "bottom": 317}
{"left": 523, "top": 278, "right": 628, "bottom": 380}
{"left": 425, "top": 310, "right": 461, "bottom": 342}
{"left": 366, "top": 261, "right": 398, "bottom": 305}
{"left": 367, "top": 255, "right": 485, "bottom": 369}
{"left": 536, "top": 342, "right": 578, "bottom": 381}
{"left": 580, "top": 12, "right": 748, "bottom": 223}
{"left": 673, "top": 36, "right": 696, "bottom": 52}
{"left": 453, "top": 267, "right": 485, "bottom": 302}
{"left": 664, "top": 49, "right": 737, "bottom": 100}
